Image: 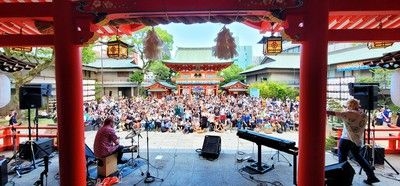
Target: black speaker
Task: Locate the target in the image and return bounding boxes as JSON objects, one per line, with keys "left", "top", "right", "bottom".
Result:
{"left": 19, "top": 138, "right": 54, "bottom": 161}
{"left": 201, "top": 135, "right": 221, "bottom": 160}
{"left": 348, "top": 83, "right": 379, "bottom": 110}
{"left": 19, "top": 86, "right": 43, "bottom": 109}
{"left": 325, "top": 161, "right": 355, "bottom": 186}
{"left": 24, "top": 83, "right": 52, "bottom": 97}
{"left": 360, "top": 146, "right": 385, "bottom": 165}
{"left": 0, "top": 159, "right": 7, "bottom": 186}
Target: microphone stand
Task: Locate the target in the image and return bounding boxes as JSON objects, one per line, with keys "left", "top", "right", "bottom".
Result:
{"left": 134, "top": 128, "right": 163, "bottom": 185}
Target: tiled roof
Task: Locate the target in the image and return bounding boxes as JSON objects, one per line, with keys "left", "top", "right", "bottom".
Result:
{"left": 241, "top": 43, "right": 400, "bottom": 74}
{"left": 241, "top": 54, "right": 300, "bottom": 74}
{"left": 328, "top": 43, "right": 400, "bottom": 65}
{"left": 84, "top": 58, "right": 141, "bottom": 69}
{"left": 158, "top": 81, "right": 176, "bottom": 89}
{"left": 221, "top": 81, "right": 247, "bottom": 88}
{"left": 164, "top": 47, "right": 232, "bottom": 63}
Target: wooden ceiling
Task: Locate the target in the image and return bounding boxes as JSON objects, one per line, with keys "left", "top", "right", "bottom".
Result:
{"left": 0, "top": 0, "right": 399, "bottom": 46}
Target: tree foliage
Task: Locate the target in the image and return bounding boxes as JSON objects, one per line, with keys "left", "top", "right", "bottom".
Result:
{"left": 149, "top": 61, "right": 173, "bottom": 82}
{"left": 129, "top": 71, "right": 144, "bottom": 84}
{"left": 249, "top": 81, "right": 298, "bottom": 100}
{"left": 81, "top": 44, "right": 97, "bottom": 64}
{"left": 218, "top": 63, "right": 245, "bottom": 85}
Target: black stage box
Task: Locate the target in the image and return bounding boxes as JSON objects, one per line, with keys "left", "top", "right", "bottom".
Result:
{"left": 325, "top": 161, "right": 355, "bottom": 186}
{"left": 360, "top": 146, "right": 385, "bottom": 165}
{"left": 19, "top": 138, "right": 54, "bottom": 161}
{"left": 0, "top": 159, "right": 7, "bottom": 186}
{"left": 201, "top": 135, "right": 221, "bottom": 160}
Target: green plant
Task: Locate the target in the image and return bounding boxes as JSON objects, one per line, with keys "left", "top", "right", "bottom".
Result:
{"left": 325, "top": 135, "right": 337, "bottom": 150}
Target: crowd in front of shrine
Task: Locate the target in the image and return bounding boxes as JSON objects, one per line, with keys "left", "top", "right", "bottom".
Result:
{"left": 83, "top": 94, "right": 300, "bottom": 135}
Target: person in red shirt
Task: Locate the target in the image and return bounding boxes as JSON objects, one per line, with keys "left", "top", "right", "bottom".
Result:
{"left": 94, "top": 117, "right": 127, "bottom": 164}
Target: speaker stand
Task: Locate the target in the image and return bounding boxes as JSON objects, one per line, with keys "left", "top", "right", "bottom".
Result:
{"left": 271, "top": 150, "right": 292, "bottom": 166}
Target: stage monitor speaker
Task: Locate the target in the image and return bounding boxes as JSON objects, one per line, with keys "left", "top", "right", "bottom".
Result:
{"left": 0, "top": 159, "right": 7, "bottom": 186}
{"left": 19, "top": 86, "right": 43, "bottom": 109}
{"left": 325, "top": 161, "right": 355, "bottom": 186}
{"left": 19, "top": 138, "right": 54, "bottom": 161}
{"left": 201, "top": 135, "right": 221, "bottom": 160}
{"left": 360, "top": 146, "right": 385, "bottom": 165}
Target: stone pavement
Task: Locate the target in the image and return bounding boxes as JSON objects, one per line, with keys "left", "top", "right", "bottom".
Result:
{"left": 1, "top": 129, "right": 400, "bottom": 185}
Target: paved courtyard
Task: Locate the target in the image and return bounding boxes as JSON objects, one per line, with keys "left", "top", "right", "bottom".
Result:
{"left": 1, "top": 129, "right": 400, "bottom": 185}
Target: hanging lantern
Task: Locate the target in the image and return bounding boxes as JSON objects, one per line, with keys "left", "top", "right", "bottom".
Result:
{"left": 11, "top": 47, "right": 33, "bottom": 52}
{"left": 390, "top": 69, "right": 400, "bottom": 106}
{"left": 367, "top": 42, "right": 393, "bottom": 49}
{"left": 258, "top": 36, "right": 283, "bottom": 55}
{"left": 0, "top": 74, "right": 11, "bottom": 108}
{"left": 106, "top": 37, "right": 129, "bottom": 59}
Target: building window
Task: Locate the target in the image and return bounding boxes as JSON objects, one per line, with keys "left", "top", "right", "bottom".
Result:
{"left": 117, "top": 72, "right": 129, "bottom": 77}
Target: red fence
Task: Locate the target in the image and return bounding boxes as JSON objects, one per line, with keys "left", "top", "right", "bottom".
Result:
{"left": 0, "top": 125, "right": 58, "bottom": 152}
{"left": 333, "top": 127, "right": 400, "bottom": 154}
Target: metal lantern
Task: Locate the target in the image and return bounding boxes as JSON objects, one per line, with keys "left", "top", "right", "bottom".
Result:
{"left": 367, "top": 42, "right": 393, "bottom": 49}
{"left": 11, "top": 47, "right": 32, "bottom": 52}
{"left": 258, "top": 36, "right": 283, "bottom": 55}
{"left": 106, "top": 38, "right": 129, "bottom": 59}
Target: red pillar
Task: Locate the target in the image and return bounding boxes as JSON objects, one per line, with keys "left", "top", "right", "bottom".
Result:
{"left": 298, "top": 0, "right": 329, "bottom": 186}
{"left": 54, "top": 1, "right": 86, "bottom": 185}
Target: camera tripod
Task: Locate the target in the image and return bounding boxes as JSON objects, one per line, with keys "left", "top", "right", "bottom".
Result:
{"left": 134, "top": 128, "right": 163, "bottom": 185}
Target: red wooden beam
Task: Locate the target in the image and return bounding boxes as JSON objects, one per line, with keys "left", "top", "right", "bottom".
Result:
{"left": 328, "top": 29, "right": 400, "bottom": 41}
{"left": 82, "top": 0, "right": 299, "bottom": 16}
{"left": 0, "top": 2, "right": 54, "bottom": 18}
{"left": 0, "top": 35, "right": 54, "bottom": 46}
{"left": 329, "top": 0, "right": 400, "bottom": 15}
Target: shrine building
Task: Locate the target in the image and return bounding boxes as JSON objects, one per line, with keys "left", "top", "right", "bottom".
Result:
{"left": 163, "top": 47, "right": 233, "bottom": 96}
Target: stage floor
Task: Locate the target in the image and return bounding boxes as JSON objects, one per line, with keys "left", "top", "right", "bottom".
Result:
{"left": 2, "top": 129, "right": 400, "bottom": 186}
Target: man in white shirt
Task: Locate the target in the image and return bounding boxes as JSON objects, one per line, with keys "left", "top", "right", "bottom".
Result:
{"left": 327, "top": 99, "right": 379, "bottom": 185}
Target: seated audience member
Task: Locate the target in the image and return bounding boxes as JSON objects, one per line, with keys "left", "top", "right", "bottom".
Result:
{"left": 94, "top": 117, "right": 127, "bottom": 164}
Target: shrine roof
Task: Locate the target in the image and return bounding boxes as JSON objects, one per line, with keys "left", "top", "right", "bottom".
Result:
{"left": 328, "top": 43, "right": 400, "bottom": 64}
{"left": 157, "top": 81, "right": 176, "bottom": 89}
{"left": 221, "top": 81, "right": 248, "bottom": 88}
{"left": 241, "top": 54, "right": 300, "bottom": 74}
{"left": 84, "top": 58, "right": 141, "bottom": 69}
{"left": 163, "top": 47, "right": 233, "bottom": 64}
{"left": 242, "top": 43, "right": 400, "bottom": 74}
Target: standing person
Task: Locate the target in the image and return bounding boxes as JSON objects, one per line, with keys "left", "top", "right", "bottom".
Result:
{"left": 94, "top": 117, "right": 127, "bottom": 164}
{"left": 9, "top": 110, "right": 21, "bottom": 126}
{"left": 327, "top": 99, "right": 379, "bottom": 185}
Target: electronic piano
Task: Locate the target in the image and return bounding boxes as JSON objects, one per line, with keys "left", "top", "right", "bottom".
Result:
{"left": 237, "top": 129, "right": 298, "bottom": 185}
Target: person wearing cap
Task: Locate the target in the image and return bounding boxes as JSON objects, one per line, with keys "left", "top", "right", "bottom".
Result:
{"left": 94, "top": 117, "right": 127, "bottom": 164}
{"left": 327, "top": 99, "right": 379, "bottom": 185}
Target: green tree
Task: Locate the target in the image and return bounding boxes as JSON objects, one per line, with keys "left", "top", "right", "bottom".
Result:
{"left": 149, "top": 61, "right": 173, "bottom": 82}
{"left": 81, "top": 44, "right": 97, "bottom": 64}
{"left": 129, "top": 71, "right": 144, "bottom": 85}
{"left": 218, "top": 63, "right": 245, "bottom": 85}
{"left": 248, "top": 81, "right": 298, "bottom": 100}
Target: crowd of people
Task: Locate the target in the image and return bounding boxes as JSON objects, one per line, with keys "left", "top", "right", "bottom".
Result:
{"left": 83, "top": 94, "right": 300, "bottom": 135}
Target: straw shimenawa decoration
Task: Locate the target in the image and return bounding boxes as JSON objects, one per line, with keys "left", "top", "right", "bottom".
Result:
{"left": 212, "top": 26, "right": 238, "bottom": 59}
{"left": 144, "top": 27, "right": 162, "bottom": 60}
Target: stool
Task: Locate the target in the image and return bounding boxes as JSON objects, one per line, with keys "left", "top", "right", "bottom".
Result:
{"left": 97, "top": 153, "right": 117, "bottom": 177}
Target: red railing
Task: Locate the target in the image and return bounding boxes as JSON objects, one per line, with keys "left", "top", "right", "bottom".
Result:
{"left": 333, "top": 127, "right": 400, "bottom": 154}
{"left": 0, "top": 125, "right": 58, "bottom": 152}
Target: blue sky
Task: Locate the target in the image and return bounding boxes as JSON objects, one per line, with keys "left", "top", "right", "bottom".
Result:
{"left": 158, "top": 22, "right": 265, "bottom": 57}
